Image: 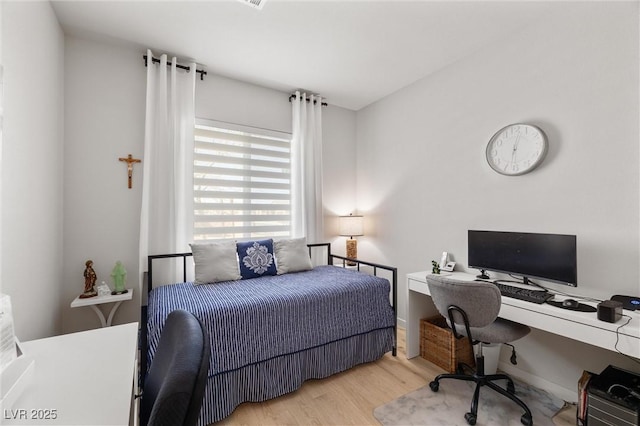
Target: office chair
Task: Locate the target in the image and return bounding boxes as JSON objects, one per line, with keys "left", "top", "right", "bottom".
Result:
{"left": 140, "top": 309, "right": 211, "bottom": 426}
{"left": 426, "top": 275, "right": 533, "bottom": 426}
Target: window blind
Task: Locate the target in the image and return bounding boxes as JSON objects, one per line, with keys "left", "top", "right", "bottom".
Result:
{"left": 194, "top": 120, "right": 292, "bottom": 241}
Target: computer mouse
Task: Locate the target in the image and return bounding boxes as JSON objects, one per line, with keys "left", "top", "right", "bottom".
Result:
{"left": 562, "top": 299, "right": 580, "bottom": 308}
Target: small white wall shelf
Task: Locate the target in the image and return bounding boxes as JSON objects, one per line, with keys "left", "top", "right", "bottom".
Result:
{"left": 70, "top": 289, "right": 133, "bottom": 327}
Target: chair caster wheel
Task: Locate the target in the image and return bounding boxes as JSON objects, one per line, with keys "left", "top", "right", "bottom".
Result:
{"left": 429, "top": 381, "right": 439, "bottom": 392}
{"left": 507, "top": 381, "right": 516, "bottom": 394}
{"left": 520, "top": 414, "right": 533, "bottom": 426}
{"left": 464, "top": 412, "right": 477, "bottom": 425}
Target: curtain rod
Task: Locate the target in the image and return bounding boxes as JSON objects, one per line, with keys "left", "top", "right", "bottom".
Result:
{"left": 143, "top": 55, "right": 207, "bottom": 81}
{"left": 288, "top": 94, "right": 328, "bottom": 107}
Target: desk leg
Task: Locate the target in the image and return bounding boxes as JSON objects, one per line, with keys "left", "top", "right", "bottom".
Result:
{"left": 406, "top": 290, "right": 437, "bottom": 359}
{"left": 106, "top": 301, "right": 124, "bottom": 327}
{"left": 89, "top": 305, "right": 108, "bottom": 328}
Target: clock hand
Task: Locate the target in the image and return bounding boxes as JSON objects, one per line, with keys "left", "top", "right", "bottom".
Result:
{"left": 511, "top": 134, "right": 521, "bottom": 164}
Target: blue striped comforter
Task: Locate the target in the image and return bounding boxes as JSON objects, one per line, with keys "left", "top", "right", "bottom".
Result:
{"left": 147, "top": 265, "right": 395, "bottom": 376}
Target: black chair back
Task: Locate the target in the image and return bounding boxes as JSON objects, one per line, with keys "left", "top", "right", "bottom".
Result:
{"left": 140, "top": 309, "right": 210, "bottom": 426}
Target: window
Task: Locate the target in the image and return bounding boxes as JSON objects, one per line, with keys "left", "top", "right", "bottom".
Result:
{"left": 193, "top": 119, "right": 292, "bottom": 241}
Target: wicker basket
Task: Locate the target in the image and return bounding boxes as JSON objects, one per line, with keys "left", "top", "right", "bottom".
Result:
{"left": 420, "top": 315, "right": 475, "bottom": 373}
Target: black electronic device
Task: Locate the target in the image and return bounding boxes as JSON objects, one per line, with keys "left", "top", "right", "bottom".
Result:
{"left": 587, "top": 365, "right": 640, "bottom": 426}
{"left": 563, "top": 298, "right": 579, "bottom": 308}
{"left": 468, "top": 230, "right": 577, "bottom": 287}
{"left": 493, "top": 282, "right": 552, "bottom": 304}
{"left": 598, "top": 300, "right": 623, "bottom": 323}
{"left": 612, "top": 295, "right": 640, "bottom": 311}
{"left": 546, "top": 300, "right": 597, "bottom": 312}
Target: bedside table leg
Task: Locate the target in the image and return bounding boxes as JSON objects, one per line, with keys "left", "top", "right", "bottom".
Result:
{"left": 106, "top": 301, "right": 124, "bottom": 327}
{"left": 89, "top": 305, "right": 108, "bottom": 328}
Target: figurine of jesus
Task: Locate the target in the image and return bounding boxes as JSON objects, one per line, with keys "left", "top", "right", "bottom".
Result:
{"left": 111, "top": 261, "right": 128, "bottom": 295}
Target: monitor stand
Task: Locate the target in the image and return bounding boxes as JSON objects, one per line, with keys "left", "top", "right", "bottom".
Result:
{"left": 493, "top": 279, "right": 546, "bottom": 292}
{"left": 476, "top": 269, "right": 490, "bottom": 280}
{"left": 546, "top": 300, "right": 597, "bottom": 313}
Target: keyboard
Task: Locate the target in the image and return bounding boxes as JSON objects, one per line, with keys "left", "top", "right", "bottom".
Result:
{"left": 493, "top": 282, "right": 553, "bottom": 304}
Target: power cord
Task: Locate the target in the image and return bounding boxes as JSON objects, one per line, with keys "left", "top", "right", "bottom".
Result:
{"left": 504, "top": 343, "right": 518, "bottom": 365}
{"left": 614, "top": 314, "right": 640, "bottom": 366}
{"left": 607, "top": 383, "right": 640, "bottom": 399}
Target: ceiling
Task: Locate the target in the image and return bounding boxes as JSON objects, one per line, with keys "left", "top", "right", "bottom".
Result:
{"left": 51, "top": 0, "right": 564, "bottom": 111}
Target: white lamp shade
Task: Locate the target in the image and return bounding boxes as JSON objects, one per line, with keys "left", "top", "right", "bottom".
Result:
{"left": 339, "top": 215, "right": 364, "bottom": 237}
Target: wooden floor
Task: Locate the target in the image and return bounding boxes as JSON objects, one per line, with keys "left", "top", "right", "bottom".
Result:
{"left": 215, "top": 328, "right": 576, "bottom": 425}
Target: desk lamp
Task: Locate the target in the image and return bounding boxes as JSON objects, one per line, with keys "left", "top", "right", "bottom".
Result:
{"left": 339, "top": 214, "right": 364, "bottom": 266}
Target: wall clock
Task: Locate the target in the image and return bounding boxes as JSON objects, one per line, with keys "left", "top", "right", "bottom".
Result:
{"left": 485, "top": 124, "right": 548, "bottom": 176}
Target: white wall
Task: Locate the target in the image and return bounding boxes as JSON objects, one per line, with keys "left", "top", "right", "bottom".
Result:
{"left": 62, "top": 36, "right": 357, "bottom": 332}
{"left": 356, "top": 2, "right": 639, "bottom": 396}
{"left": 2, "top": 1, "right": 65, "bottom": 340}
{"left": 322, "top": 105, "right": 358, "bottom": 248}
{"left": 62, "top": 36, "right": 146, "bottom": 333}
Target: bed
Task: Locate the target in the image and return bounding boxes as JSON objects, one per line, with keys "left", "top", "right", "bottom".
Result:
{"left": 141, "top": 242, "right": 397, "bottom": 425}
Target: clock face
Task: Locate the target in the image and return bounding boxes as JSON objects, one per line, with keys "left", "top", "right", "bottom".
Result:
{"left": 486, "top": 124, "right": 548, "bottom": 176}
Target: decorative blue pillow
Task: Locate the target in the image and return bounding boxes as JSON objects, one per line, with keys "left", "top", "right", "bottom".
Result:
{"left": 237, "top": 239, "right": 277, "bottom": 279}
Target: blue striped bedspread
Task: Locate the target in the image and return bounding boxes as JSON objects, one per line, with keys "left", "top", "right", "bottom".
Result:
{"left": 147, "top": 265, "right": 395, "bottom": 376}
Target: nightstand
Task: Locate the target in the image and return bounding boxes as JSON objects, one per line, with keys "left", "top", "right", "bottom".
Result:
{"left": 70, "top": 289, "right": 133, "bottom": 327}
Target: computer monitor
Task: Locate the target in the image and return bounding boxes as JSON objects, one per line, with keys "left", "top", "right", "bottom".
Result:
{"left": 468, "top": 230, "right": 577, "bottom": 287}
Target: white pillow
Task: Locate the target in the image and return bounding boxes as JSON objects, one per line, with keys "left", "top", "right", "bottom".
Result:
{"left": 274, "top": 237, "right": 313, "bottom": 274}
{"left": 190, "top": 241, "right": 241, "bottom": 284}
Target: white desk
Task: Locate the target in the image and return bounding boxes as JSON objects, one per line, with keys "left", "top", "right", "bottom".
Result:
{"left": 70, "top": 289, "right": 133, "bottom": 327}
{"left": 406, "top": 271, "right": 640, "bottom": 360}
{"left": 2, "top": 322, "right": 138, "bottom": 425}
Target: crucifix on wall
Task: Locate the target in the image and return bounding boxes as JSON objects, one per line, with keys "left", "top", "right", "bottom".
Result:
{"left": 118, "top": 154, "right": 141, "bottom": 189}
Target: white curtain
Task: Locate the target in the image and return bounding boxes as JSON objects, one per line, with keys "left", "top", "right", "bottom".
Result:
{"left": 139, "top": 50, "right": 195, "bottom": 284}
{"left": 291, "top": 91, "right": 324, "bottom": 243}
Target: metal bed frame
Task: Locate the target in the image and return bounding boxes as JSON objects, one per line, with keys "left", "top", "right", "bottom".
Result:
{"left": 140, "top": 242, "right": 397, "bottom": 387}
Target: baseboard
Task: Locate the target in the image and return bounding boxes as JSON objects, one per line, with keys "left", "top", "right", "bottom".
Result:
{"left": 498, "top": 361, "right": 578, "bottom": 403}
{"left": 397, "top": 317, "right": 406, "bottom": 329}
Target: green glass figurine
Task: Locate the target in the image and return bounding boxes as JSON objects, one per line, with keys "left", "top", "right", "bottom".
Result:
{"left": 111, "top": 261, "right": 128, "bottom": 295}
